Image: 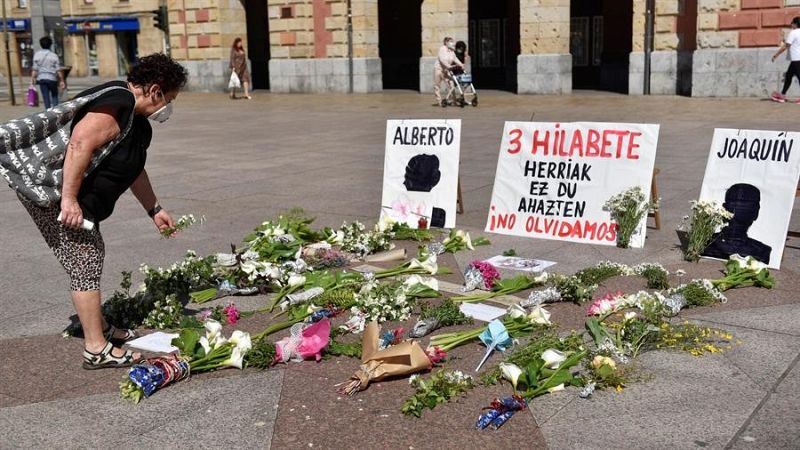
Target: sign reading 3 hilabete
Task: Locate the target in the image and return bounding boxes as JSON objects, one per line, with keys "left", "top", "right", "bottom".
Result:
{"left": 699, "top": 128, "right": 800, "bottom": 269}
{"left": 485, "top": 121, "right": 659, "bottom": 247}
{"left": 380, "top": 120, "right": 461, "bottom": 229}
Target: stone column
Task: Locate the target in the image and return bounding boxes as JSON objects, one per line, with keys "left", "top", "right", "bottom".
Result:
{"left": 419, "top": 0, "right": 468, "bottom": 94}
{"left": 95, "top": 33, "right": 118, "bottom": 77}
{"left": 269, "top": 0, "right": 381, "bottom": 93}
{"left": 629, "top": 0, "right": 684, "bottom": 95}
{"left": 517, "top": 0, "right": 572, "bottom": 94}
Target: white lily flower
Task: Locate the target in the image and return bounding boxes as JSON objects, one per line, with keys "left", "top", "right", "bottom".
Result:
{"left": 240, "top": 261, "right": 257, "bottom": 274}
{"left": 506, "top": 304, "right": 527, "bottom": 319}
{"left": 222, "top": 346, "right": 244, "bottom": 369}
{"left": 464, "top": 232, "right": 474, "bottom": 250}
{"left": 229, "top": 330, "right": 252, "bottom": 353}
{"left": 591, "top": 355, "right": 617, "bottom": 370}
{"left": 409, "top": 255, "right": 438, "bottom": 274}
{"left": 404, "top": 275, "right": 439, "bottom": 291}
{"left": 547, "top": 383, "right": 565, "bottom": 393}
{"left": 377, "top": 215, "right": 396, "bottom": 232}
{"left": 624, "top": 311, "right": 637, "bottom": 321}
{"left": 745, "top": 257, "right": 767, "bottom": 272}
{"left": 527, "top": 306, "right": 552, "bottom": 326}
{"left": 211, "top": 334, "right": 228, "bottom": 350}
{"left": 541, "top": 348, "right": 567, "bottom": 369}
{"left": 204, "top": 319, "right": 223, "bottom": 342}
{"left": 499, "top": 362, "right": 523, "bottom": 390}
{"left": 288, "top": 274, "right": 306, "bottom": 287}
{"left": 455, "top": 229, "right": 466, "bottom": 239}
{"left": 198, "top": 336, "right": 212, "bottom": 356}
{"left": 729, "top": 254, "right": 748, "bottom": 268}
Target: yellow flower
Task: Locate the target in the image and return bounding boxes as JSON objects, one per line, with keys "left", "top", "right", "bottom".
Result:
{"left": 615, "top": 385, "right": 624, "bottom": 393}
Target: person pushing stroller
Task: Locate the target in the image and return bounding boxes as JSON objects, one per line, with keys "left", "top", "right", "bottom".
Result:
{"left": 433, "top": 37, "right": 464, "bottom": 106}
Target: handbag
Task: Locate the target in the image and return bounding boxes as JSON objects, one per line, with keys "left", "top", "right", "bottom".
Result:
{"left": 0, "top": 85, "right": 134, "bottom": 207}
{"left": 26, "top": 85, "right": 39, "bottom": 107}
{"left": 228, "top": 71, "right": 241, "bottom": 89}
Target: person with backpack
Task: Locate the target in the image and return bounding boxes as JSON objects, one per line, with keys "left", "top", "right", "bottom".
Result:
{"left": 2, "top": 53, "right": 187, "bottom": 370}
{"left": 770, "top": 16, "right": 800, "bottom": 103}
{"left": 31, "top": 36, "right": 65, "bottom": 109}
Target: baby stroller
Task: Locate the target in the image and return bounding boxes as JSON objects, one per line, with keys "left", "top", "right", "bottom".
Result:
{"left": 441, "top": 66, "right": 478, "bottom": 108}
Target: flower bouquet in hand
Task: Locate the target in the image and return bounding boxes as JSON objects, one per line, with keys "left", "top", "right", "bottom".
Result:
{"left": 712, "top": 254, "right": 775, "bottom": 291}
{"left": 339, "top": 321, "right": 431, "bottom": 395}
{"left": 160, "top": 214, "right": 204, "bottom": 239}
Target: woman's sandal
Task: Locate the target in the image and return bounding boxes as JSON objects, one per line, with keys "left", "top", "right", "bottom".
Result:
{"left": 103, "top": 324, "right": 139, "bottom": 346}
{"left": 82, "top": 342, "right": 140, "bottom": 370}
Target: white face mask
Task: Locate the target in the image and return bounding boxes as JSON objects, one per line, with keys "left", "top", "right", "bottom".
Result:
{"left": 446, "top": 41, "right": 455, "bottom": 50}
{"left": 147, "top": 91, "right": 173, "bottom": 123}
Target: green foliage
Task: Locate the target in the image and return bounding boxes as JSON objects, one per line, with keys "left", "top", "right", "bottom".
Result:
{"left": 392, "top": 222, "right": 435, "bottom": 242}
{"left": 401, "top": 370, "right": 474, "bottom": 418}
{"left": 245, "top": 338, "right": 278, "bottom": 369}
{"left": 502, "top": 248, "right": 517, "bottom": 257}
{"left": 419, "top": 298, "right": 473, "bottom": 327}
{"left": 482, "top": 331, "right": 584, "bottom": 385}
{"left": 547, "top": 273, "right": 596, "bottom": 304}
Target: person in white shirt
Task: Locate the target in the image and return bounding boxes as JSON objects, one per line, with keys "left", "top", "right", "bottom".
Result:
{"left": 31, "top": 36, "right": 65, "bottom": 109}
{"left": 770, "top": 16, "right": 800, "bottom": 103}
{"left": 433, "top": 37, "right": 464, "bottom": 106}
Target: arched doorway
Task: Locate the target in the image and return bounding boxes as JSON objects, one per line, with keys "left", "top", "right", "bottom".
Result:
{"left": 468, "top": 0, "right": 519, "bottom": 92}
{"left": 378, "top": 0, "right": 422, "bottom": 90}
{"left": 570, "top": 0, "right": 632, "bottom": 93}
{"left": 244, "top": 0, "right": 270, "bottom": 89}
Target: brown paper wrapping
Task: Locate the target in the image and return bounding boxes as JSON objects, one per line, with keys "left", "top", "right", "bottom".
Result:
{"left": 347, "top": 321, "right": 430, "bottom": 392}
{"left": 364, "top": 248, "right": 407, "bottom": 263}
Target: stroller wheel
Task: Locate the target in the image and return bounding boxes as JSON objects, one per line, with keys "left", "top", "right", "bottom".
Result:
{"left": 440, "top": 100, "right": 447, "bottom": 108}
{"left": 459, "top": 99, "right": 466, "bottom": 108}
{"left": 471, "top": 97, "right": 478, "bottom": 107}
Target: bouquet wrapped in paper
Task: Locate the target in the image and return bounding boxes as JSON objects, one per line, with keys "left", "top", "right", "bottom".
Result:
{"left": 340, "top": 321, "right": 430, "bottom": 394}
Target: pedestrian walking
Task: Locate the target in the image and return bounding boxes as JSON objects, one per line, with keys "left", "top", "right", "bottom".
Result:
{"left": 229, "top": 37, "right": 252, "bottom": 100}
{"left": 433, "top": 37, "right": 464, "bottom": 106}
{"left": 31, "top": 36, "right": 65, "bottom": 109}
{"left": 1, "top": 53, "right": 188, "bottom": 369}
{"left": 770, "top": 16, "right": 800, "bottom": 103}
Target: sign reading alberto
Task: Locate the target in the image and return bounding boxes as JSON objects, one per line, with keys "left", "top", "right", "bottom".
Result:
{"left": 485, "top": 121, "right": 659, "bottom": 247}
{"left": 699, "top": 128, "right": 800, "bottom": 269}
{"left": 380, "top": 120, "right": 461, "bottom": 229}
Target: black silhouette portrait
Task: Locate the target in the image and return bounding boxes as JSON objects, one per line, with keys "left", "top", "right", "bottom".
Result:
{"left": 403, "top": 154, "right": 441, "bottom": 192}
{"left": 703, "top": 183, "right": 772, "bottom": 264}
{"left": 430, "top": 207, "right": 446, "bottom": 228}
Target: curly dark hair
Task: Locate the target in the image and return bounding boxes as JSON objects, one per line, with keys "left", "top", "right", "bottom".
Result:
{"left": 127, "top": 53, "right": 188, "bottom": 93}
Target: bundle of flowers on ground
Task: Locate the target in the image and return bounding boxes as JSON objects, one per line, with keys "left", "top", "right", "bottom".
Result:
{"left": 463, "top": 260, "right": 501, "bottom": 292}
{"left": 442, "top": 229, "right": 491, "bottom": 253}
{"left": 680, "top": 200, "right": 734, "bottom": 262}
{"left": 120, "top": 320, "right": 252, "bottom": 402}
{"left": 429, "top": 305, "right": 552, "bottom": 352}
{"left": 409, "top": 298, "right": 472, "bottom": 338}
{"left": 475, "top": 396, "right": 528, "bottom": 430}
{"left": 454, "top": 274, "right": 548, "bottom": 304}
{"left": 401, "top": 369, "right": 475, "bottom": 417}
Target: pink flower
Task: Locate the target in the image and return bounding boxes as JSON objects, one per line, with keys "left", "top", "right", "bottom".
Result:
{"left": 470, "top": 260, "right": 501, "bottom": 289}
{"left": 297, "top": 319, "right": 331, "bottom": 362}
{"left": 426, "top": 346, "right": 448, "bottom": 366}
{"left": 223, "top": 303, "right": 240, "bottom": 325}
{"left": 586, "top": 291, "right": 623, "bottom": 316}
{"left": 198, "top": 309, "right": 212, "bottom": 321}
{"left": 391, "top": 200, "right": 411, "bottom": 220}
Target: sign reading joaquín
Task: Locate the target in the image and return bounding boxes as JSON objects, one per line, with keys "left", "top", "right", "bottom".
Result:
{"left": 699, "top": 129, "right": 800, "bottom": 269}
{"left": 380, "top": 120, "right": 461, "bottom": 229}
{"left": 485, "top": 121, "right": 659, "bottom": 247}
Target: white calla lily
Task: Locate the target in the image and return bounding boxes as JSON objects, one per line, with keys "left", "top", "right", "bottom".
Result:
{"left": 228, "top": 330, "right": 252, "bottom": 353}
{"left": 464, "top": 232, "right": 474, "bottom": 250}
{"left": 377, "top": 215, "right": 396, "bottom": 232}
{"left": 404, "top": 275, "right": 439, "bottom": 291}
{"left": 499, "top": 363, "right": 523, "bottom": 390}
{"left": 541, "top": 348, "right": 567, "bottom": 369}
{"left": 240, "top": 261, "right": 257, "bottom": 274}
{"left": 204, "top": 319, "right": 223, "bottom": 342}
{"left": 409, "top": 255, "right": 438, "bottom": 275}
{"left": 288, "top": 274, "right": 306, "bottom": 287}
{"left": 730, "top": 254, "right": 748, "bottom": 268}
{"left": 547, "top": 383, "right": 565, "bottom": 393}
{"left": 745, "top": 257, "right": 767, "bottom": 272}
{"left": 222, "top": 346, "right": 244, "bottom": 369}
{"left": 198, "top": 336, "right": 212, "bottom": 356}
{"left": 527, "top": 306, "right": 552, "bottom": 326}
{"left": 506, "top": 304, "right": 527, "bottom": 319}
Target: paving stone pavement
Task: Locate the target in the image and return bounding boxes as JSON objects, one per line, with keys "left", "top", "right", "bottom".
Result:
{"left": 0, "top": 90, "right": 798, "bottom": 449}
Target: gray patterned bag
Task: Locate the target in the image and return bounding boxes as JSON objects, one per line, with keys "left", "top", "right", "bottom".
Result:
{"left": 0, "top": 85, "right": 134, "bottom": 207}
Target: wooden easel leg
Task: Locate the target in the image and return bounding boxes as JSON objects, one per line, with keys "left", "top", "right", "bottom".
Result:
{"left": 457, "top": 178, "right": 464, "bottom": 214}
{"left": 649, "top": 168, "right": 661, "bottom": 230}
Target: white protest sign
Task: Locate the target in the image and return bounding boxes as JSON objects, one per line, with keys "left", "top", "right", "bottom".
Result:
{"left": 380, "top": 120, "right": 461, "bottom": 229}
{"left": 485, "top": 121, "right": 659, "bottom": 247}
{"left": 699, "top": 128, "right": 800, "bottom": 269}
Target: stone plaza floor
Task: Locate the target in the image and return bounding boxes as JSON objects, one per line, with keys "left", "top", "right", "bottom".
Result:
{"left": 0, "top": 88, "right": 798, "bottom": 449}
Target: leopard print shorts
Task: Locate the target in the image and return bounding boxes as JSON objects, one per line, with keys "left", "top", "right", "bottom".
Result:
{"left": 19, "top": 196, "right": 104, "bottom": 292}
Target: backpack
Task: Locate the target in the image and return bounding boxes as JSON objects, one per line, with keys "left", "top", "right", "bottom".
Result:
{"left": 0, "top": 85, "right": 134, "bottom": 207}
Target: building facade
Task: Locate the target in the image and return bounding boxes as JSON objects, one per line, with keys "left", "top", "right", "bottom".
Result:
{"left": 0, "top": 1, "right": 36, "bottom": 78}
{"left": 4, "top": 1, "right": 797, "bottom": 97}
